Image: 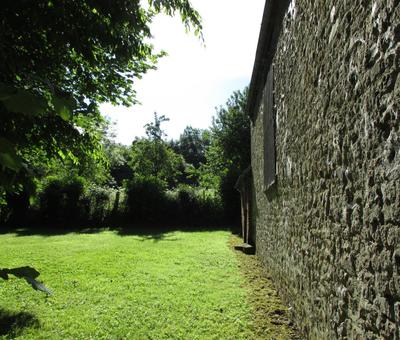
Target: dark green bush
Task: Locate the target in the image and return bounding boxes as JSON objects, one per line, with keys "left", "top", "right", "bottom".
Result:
{"left": 83, "top": 184, "right": 121, "bottom": 224}
{"left": 219, "top": 171, "right": 241, "bottom": 225}
{"left": 33, "top": 174, "right": 223, "bottom": 228}
{"left": 38, "top": 176, "right": 86, "bottom": 225}
{"left": 36, "top": 176, "right": 123, "bottom": 226}
{"left": 0, "top": 191, "right": 10, "bottom": 224}
{"left": 173, "top": 184, "right": 223, "bottom": 226}
{"left": 125, "top": 175, "right": 168, "bottom": 223}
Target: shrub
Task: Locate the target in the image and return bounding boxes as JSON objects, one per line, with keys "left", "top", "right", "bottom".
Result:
{"left": 83, "top": 184, "right": 123, "bottom": 224}
{"left": 34, "top": 174, "right": 223, "bottom": 228}
{"left": 173, "top": 184, "right": 223, "bottom": 226}
{"left": 219, "top": 171, "right": 241, "bottom": 225}
{"left": 38, "top": 175, "right": 86, "bottom": 225}
{"left": 125, "top": 175, "right": 168, "bottom": 223}
{"left": 0, "top": 191, "right": 10, "bottom": 224}
{"left": 36, "top": 175, "right": 125, "bottom": 226}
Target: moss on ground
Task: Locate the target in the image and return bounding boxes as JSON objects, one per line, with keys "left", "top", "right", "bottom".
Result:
{"left": 230, "top": 235, "right": 301, "bottom": 339}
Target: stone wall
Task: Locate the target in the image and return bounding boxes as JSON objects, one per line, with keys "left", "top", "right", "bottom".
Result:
{"left": 250, "top": 0, "right": 399, "bottom": 338}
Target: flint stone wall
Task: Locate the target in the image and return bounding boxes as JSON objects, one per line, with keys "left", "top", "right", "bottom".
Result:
{"left": 251, "top": 1, "right": 399, "bottom": 338}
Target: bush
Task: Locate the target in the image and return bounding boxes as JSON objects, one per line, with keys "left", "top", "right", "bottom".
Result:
{"left": 33, "top": 174, "right": 223, "bottom": 228}
{"left": 36, "top": 175, "right": 124, "bottom": 226}
{"left": 172, "top": 184, "right": 223, "bottom": 226}
{"left": 0, "top": 191, "right": 10, "bottom": 224}
{"left": 83, "top": 184, "right": 123, "bottom": 224}
{"left": 38, "top": 175, "right": 86, "bottom": 225}
{"left": 125, "top": 175, "right": 168, "bottom": 223}
{"left": 219, "top": 171, "right": 241, "bottom": 225}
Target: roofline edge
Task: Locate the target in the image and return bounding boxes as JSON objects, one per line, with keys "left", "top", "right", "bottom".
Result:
{"left": 246, "top": 0, "right": 290, "bottom": 119}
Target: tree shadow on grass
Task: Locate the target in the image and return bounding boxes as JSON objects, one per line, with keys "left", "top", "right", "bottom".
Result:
{"left": 115, "top": 224, "right": 231, "bottom": 240}
{"left": 0, "top": 308, "right": 39, "bottom": 337}
{"left": 0, "top": 223, "right": 232, "bottom": 240}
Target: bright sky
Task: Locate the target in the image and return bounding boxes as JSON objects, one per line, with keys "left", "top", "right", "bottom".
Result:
{"left": 100, "top": 0, "right": 266, "bottom": 145}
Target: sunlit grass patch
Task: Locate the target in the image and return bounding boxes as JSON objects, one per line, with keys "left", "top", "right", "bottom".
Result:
{"left": 0, "top": 229, "right": 253, "bottom": 339}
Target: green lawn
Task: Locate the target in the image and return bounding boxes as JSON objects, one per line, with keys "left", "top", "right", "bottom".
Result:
{"left": 0, "top": 229, "right": 255, "bottom": 339}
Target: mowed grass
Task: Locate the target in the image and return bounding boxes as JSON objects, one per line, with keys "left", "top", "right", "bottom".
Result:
{"left": 0, "top": 229, "right": 254, "bottom": 339}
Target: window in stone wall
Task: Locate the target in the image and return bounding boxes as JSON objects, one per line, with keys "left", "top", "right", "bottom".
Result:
{"left": 263, "top": 64, "right": 276, "bottom": 192}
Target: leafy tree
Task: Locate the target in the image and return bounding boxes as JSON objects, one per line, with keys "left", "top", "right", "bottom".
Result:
{"left": 211, "top": 88, "right": 250, "bottom": 171}
{"left": 0, "top": 0, "right": 202, "bottom": 194}
{"left": 129, "top": 114, "right": 184, "bottom": 187}
{"left": 172, "top": 126, "right": 210, "bottom": 168}
{"left": 105, "top": 142, "right": 133, "bottom": 187}
{"left": 145, "top": 112, "right": 170, "bottom": 141}
{"left": 129, "top": 139, "right": 184, "bottom": 187}
{"left": 201, "top": 88, "right": 250, "bottom": 223}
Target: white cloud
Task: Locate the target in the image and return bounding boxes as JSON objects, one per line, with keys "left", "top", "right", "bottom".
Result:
{"left": 100, "top": 0, "right": 265, "bottom": 144}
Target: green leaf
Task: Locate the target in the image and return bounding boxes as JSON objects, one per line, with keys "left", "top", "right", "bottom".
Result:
{"left": 2, "top": 89, "right": 47, "bottom": 116}
{"left": 53, "top": 95, "right": 76, "bottom": 121}
{"left": 0, "top": 137, "right": 23, "bottom": 172}
{"left": 57, "top": 149, "right": 66, "bottom": 160}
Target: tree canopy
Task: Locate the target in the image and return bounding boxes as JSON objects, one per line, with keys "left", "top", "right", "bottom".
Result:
{"left": 171, "top": 126, "right": 210, "bottom": 168}
{"left": 200, "top": 88, "right": 250, "bottom": 222}
{"left": 130, "top": 113, "right": 184, "bottom": 187}
{"left": 0, "top": 0, "right": 202, "bottom": 193}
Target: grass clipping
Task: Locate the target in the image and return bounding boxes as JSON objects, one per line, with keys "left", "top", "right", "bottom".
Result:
{"left": 230, "top": 235, "right": 300, "bottom": 339}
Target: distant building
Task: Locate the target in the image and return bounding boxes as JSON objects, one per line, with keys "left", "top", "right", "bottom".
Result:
{"left": 244, "top": 0, "right": 399, "bottom": 338}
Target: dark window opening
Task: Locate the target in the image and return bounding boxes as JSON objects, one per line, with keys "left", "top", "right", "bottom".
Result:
{"left": 263, "top": 64, "right": 276, "bottom": 192}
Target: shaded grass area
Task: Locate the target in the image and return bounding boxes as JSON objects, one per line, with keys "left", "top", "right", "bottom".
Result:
{"left": 0, "top": 309, "right": 39, "bottom": 337}
{"left": 230, "top": 235, "right": 300, "bottom": 339}
{"left": 0, "top": 229, "right": 253, "bottom": 339}
{"left": 0, "top": 224, "right": 234, "bottom": 238}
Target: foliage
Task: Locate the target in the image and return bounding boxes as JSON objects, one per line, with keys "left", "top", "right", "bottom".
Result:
{"left": 129, "top": 139, "right": 184, "bottom": 188}
{"left": 125, "top": 175, "right": 168, "bottom": 223}
{"left": 129, "top": 114, "right": 185, "bottom": 188}
{"left": 38, "top": 175, "right": 86, "bottom": 225}
{"left": 171, "top": 126, "right": 210, "bottom": 168}
{"left": 200, "top": 88, "right": 250, "bottom": 223}
{"left": 211, "top": 88, "right": 250, "bottom": 171}
{"left": 1, "top": 86, "right": 249, "bottom": 229}
{"left": 35, "top": 174, "right": 122, "bottom": 226}
{"left": 169, "top": 126, "right": 211, "bottom": 186}
{"left": 0, "top": 191, "right": 9, "bottom": 223}
{"left": 171, "top": 184, "right": 223, "bottom": 225}
{"left": 83, "top": 183, "right": 124, "bottom": 224}
{"left": 104, "top": 142, "right": 133, "bottom": 187}
{"left": 0, "top": 0, "right": 202, "bottom": 193}
{"left": 144, "top": 112, "right": 170, "bottom": 141}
